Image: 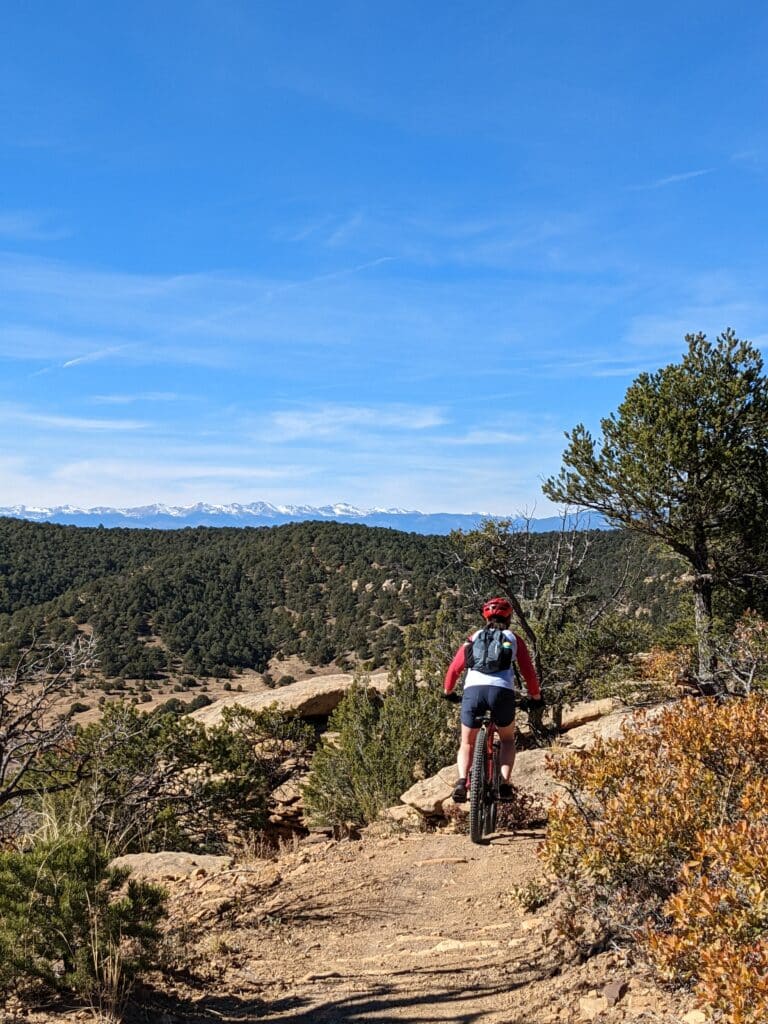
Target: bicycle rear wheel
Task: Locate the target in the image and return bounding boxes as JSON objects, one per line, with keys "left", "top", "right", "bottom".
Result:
{"left": 484, "top": 742, "right": 500, "bottom": 835}
{"left": 469, "top": 726, "right": 488, "bottom": 844}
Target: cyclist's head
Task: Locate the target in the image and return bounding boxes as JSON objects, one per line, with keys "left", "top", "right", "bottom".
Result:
{"left": 482, "top": 597, "right": 513, "bottom": 625}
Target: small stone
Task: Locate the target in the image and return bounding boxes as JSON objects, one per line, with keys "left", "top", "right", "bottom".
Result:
{"left": 602, "top": 980, "right": 628, "bottom": 1007}
{"left": 259, "top": 864, "right": 282, "bottom": 887}
{"left": 627, "top": 992, "right": 655, "bottom": 1013}
{"left": 682, "top": 1011, "right": 708, "bottom": 1024}
{"left": 578, "top": 994, "right": 609, "bottom": 1020}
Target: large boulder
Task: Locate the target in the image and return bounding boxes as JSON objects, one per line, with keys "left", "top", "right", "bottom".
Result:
{"left": 382, "top": 804, "right": 424, "bottom": 826}
{"left": 559, "top": 698, "right": 618, "bottom": 731}
{"left": 560, "top": 704, "right": 665, "bottom": 750}
{"left": 516, "top": 696, "right": 618, "bottom": 740}
{"left": 511, "top": 747, "right": 561, "bottom": 802}
{"left": 401, "top": 766, "right": 458, "bottom": 815}
{"left": 560, "top": 708, "right": 638, "bottom": 750}
{"left": 110, "top": 851, "right": 233, "bottom": 882}
{"left": 190, "top": 672, "right": 389, "bottom": 726}
{"left": 401, "top": 705, "right": 649, "bottom": 821}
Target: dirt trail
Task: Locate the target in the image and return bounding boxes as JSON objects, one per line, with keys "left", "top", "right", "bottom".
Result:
{"left": 133, "top": 826, "right": 697, "bottom": 1024}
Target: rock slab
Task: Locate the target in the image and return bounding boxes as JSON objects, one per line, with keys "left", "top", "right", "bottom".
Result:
{"left": 400, "top": 765, "right": 458, "bottom": 815}
{"left": 191, "top": 672, "right": 389, "bottom": 726}
{"left": 110, "top": 851, "right": 233, "bottom": 882}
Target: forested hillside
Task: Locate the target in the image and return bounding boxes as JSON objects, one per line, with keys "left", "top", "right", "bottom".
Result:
{"left": 0, "top": 517, "right": 683, "bottom": 681}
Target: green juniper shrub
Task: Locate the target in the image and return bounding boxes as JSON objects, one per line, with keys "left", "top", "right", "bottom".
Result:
{"left": 0, "top": 832, "right": 165, "bottom": 1000}
{"left": 43, "top": 701, "right": 314, "bottom": 854}
{"left": 63, "top": 702, "right": 210, "bottom": 853}
{"left": 302, "top": 665, "right": 458, "bottom": 832}
{"left": 202, "top": 705, "right": 316, "bottom": 837}
{"left": 538, "top": 612, "right": 653, "bottom": 707}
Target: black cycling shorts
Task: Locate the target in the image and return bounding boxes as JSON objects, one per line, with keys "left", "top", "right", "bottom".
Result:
{"left": 460, "top": 685, "right": 516, "bottom": 729}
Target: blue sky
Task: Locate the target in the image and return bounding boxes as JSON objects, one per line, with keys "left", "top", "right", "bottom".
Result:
{"left": 2, "top": 1, "right": 767, "bottom": 514}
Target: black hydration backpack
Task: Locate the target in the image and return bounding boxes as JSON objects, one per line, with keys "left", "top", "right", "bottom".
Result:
{"left": 465, "top": 627, "right": 515, "bottom": 675}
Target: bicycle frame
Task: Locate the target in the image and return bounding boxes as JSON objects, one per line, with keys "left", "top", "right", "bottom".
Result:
{"left": 471, "top": 713, "right": 498, "bottom": 792}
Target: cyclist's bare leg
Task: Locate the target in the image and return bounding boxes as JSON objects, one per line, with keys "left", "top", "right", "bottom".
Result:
{"left": 457, "top": 725, "right": 478, "bottom": 779}
{"left": 496, "top": 722, "right": 516, "bottom": 782}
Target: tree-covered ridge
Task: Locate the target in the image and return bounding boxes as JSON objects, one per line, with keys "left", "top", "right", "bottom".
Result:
{"left": 0, "top": 520, "right": 171, "bottom": 613}
{"left": 0, "top": 517, "right": 681, "bottom": 680}
{"left": 0, "top": 520, "right": 452, "bottom": 677}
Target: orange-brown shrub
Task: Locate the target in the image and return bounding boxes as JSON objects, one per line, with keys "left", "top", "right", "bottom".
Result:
{"left": 647, "top": 801, "right": 768, "bottom": 1023}
{"left": 639, "top": 645, "right": 693, "bottom": 685}
{"left": 542, "top": 694, "right": 768, "bottom": 1016}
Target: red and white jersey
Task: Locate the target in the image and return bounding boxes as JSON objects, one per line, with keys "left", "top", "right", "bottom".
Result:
{"left": 443, "top": 628, "right": 541, "bottom": 698}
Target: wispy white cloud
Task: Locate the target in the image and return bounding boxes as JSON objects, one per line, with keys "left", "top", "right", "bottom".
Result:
{"left": 90, "top": 392, "right": 181, "bottom": 405}
{"left": 326, "top": 212, "right": 365, "bottom": 247}
{"left": 277, "top": 215, "right": 336, "bottom": 243}
{"left": 296, "top": 206, "right": 588, "bottom": 272}
{"left": 631, "top": 168, "right": 714, "bottom": 190}
{"left": 62, "top": 345, "right": 132, "bottom": 368}
{"left": 1, "top": 325, "right": 115, "bottom": 361}
{"left": 441, "top": 430, "right": 530, "bottom": 445}
{"left": 0, "top": 404, "right": 149, "bottom": 432}
{"left": 52, "top": 459, "right": 309, "bottom": 483}
{"left": 0, "top": 210, "right": 69, "bottom": 242}
{"left": 538, "top": 354, "right": 653, "bottom": 378}
{"left": 268, "top": 404, "right": 446, "bottom": 441}
{"left": 730, "top": 149, "right": 766, "bottom": 170}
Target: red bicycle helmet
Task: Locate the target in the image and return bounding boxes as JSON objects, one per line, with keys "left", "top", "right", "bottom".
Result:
{"left": 482, "top": 597, "right": 513, "bottom": 622}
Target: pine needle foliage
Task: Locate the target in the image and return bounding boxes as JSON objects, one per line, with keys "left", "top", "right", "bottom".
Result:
{"left": 44, "top": 701, "right": 315, "bottom": 854}
{"left": 302, "top": 666, "right": 457, "bottom": 831}
{"left": 544, "top": 330, "right": 768, "bottom": 681}
{"left": 0, "top": 833, "right": 165, "bottom": 999}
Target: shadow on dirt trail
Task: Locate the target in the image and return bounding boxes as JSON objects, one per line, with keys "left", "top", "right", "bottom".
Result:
{"left": 134, "top": 952, "right": 561, "bottom": 1024}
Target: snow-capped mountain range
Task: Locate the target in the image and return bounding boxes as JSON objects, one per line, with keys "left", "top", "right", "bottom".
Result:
{"left": 0, "top": 502, "right": 605, "bottom": 535}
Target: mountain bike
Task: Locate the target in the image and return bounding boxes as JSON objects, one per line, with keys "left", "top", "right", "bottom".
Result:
{"left": 467, "top": 696, "right": 543, "bottom": 845}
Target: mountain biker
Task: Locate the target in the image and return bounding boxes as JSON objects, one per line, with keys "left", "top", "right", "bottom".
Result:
{"left": 443, "top": 597, "right": 543, "bottom": 803}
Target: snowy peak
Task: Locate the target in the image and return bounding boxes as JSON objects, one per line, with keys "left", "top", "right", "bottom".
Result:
{"left": 0, "top": 502, "right": 605, "bottom": 536}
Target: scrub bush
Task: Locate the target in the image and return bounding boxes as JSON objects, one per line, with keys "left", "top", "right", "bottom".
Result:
{"left": 646, "top": 810, "right": 768, "bottom": 1023}
{"left": 542, "top": 694, "right": 768, "bottom": 1020}
{"left": 0, "top": 833, "right": 164, "bottom": 1002}
{"left": 716, "top": 611, "right": 768, "bottom": 694}
{"left": 302, "top": 666, "right": 457, "bottom": 831}
{"left": 44, "top": 701, "right": 314, "bottom": 854}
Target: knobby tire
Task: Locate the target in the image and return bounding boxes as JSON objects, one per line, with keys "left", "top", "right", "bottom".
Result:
{"left": 469, "top": 726, "right": 488, "bottom": 844}
{"left": 484, "top": 742, "right": 499, "bottom": 835}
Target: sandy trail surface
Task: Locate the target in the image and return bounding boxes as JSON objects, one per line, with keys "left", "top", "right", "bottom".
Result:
{"left": 109, "top": 826, "right": 696, "bottom": 1024}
